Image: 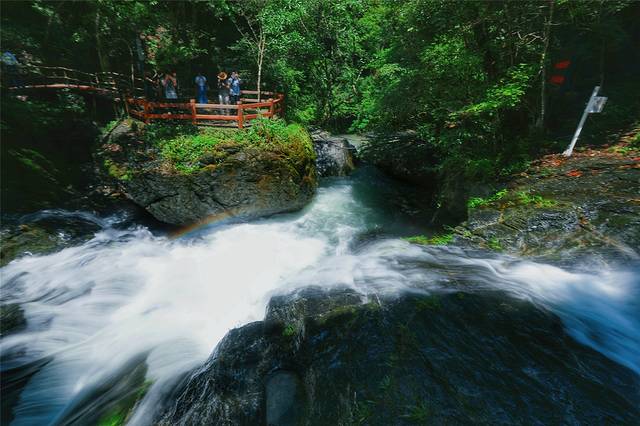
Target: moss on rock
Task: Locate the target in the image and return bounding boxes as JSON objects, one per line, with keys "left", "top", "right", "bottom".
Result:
{"left": 1, "top": 225, "right": 61, "bottom": 266}
{"left": 98, "top": 119, "right": 317, "bottom": 226}
{"left": 455, "top": 147, "right": 640, "bottom": 262}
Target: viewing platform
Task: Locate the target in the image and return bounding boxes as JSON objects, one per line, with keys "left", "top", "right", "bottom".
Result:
{"left": 6, "top": 65, "right": 284, "bottom": 128}
{"left": 126, "top": 91, "right": 284, "bottom": 128}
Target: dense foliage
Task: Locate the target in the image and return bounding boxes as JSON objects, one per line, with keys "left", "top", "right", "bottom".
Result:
{"left": 0, "top": 93, "right": 98, "bottom": 211}
{"left": 2, "top": 0, "right": 638, "bottom": 188}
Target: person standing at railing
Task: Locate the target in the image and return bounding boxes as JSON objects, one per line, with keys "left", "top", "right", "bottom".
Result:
{"left": 144, "top": 70, "right": 159, "bottom": 100}
{"left": 162, "top": 71, "right": 178, "bottom": 100}
{"left": 1, "top": 51, "right": 21, "bottom": 88}
{"left": 217, "top": 71, "right": 230, "bottom": 114}
{"left": 228, "top": 71, "right": 241, "bottom": 104}
{"left": 155, "top": 71, "right": 163, "bottom": 100}
{"left": 195, "top": 71, "right": 207, "bottom": 103}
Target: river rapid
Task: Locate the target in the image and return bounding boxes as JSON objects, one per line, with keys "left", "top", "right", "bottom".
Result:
{"left": 1, "top": 167, "right": 639, "bottom": 424}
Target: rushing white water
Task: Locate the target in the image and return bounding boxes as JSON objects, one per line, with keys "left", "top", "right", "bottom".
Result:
{"left": 1, "top": 173, "right": 639, "bottom": 424}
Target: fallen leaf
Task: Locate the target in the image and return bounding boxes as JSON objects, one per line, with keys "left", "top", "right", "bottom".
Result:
{"left": 566, "top": 170, "right": 582, "bottom": 177}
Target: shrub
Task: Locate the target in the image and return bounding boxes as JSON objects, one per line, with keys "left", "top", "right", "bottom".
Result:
{"left": 467, "top": 189, "right": 508, "bottom": 209}
{"left": 282, "top": 324, "right": 296, "bottom": 337}
{"left": 149, "top": 118, "right": 314, "bottom": 174}
{"left": 404, "top": 233, "right": 454, "bottom": 245}
{"left": 515, "top": 191, "right": 556, "bottom": 208}
{"left": 487, "top": 237, "right": 503, "bottom": 251}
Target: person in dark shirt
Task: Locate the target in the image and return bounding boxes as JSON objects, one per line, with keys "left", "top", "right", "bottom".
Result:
{"left": 162, "top": 72, "right": 178, "bottom": 100}
{"left": 195, "top": 71, "right": 207, "bottom": 103}
{"left": 1, "top": 51, "right": 21, "bottom": 87}
{"left": 144, "top": 70, "right": 158, "bottom": 100}
{"left": 217, "top": 71, "right": 230, "bottom": 114}
{"left": 228, "top": 71, "right": 241, "bottom": 104}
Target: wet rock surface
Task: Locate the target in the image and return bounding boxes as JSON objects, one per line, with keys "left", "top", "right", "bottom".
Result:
{"left": 454, "top": 149, "right": 640, "bottom": 264}
{"left": 98, "top": 121, "right": 317, "bottom": 226}
{"left": 265, "top": 371, "right": 304, "bottom": 426}
{"left": 0, "top": 225, "right": 63, "bottom": 267}
{"left": 0, "top": 204, "right": 149, "bottom": 266}
{"left": 0, "top": 304, "right": 26, "bottom": 337}
{"left": 310, "top": 130, "right": 356, "bottom": 177}
{"left": 359, "top": 131, "right": 437, "bottom": 185}
{"left": 0, "top": 356, "right": 52, "bottom": 425}
{"left": 157, "top": 287, "right": 639, "bottom": 425}
{"left": 0, "top": 211, "right": 103, "bottom": 266}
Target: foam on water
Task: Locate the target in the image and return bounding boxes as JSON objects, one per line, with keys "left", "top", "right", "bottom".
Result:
{"left": 371, "top": 244, "right": 640, "bottom": 374}
{"left": 1, "top": 178, "right": 638, "bottom": 424}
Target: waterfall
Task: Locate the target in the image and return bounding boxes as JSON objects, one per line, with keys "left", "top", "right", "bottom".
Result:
{"left": 2, "top": 169, "right": 638, "bottom": 424}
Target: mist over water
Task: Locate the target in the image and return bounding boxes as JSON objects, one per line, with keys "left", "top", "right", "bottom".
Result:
{"left": 1, "top": 169, "right": 639, "bottom": 424}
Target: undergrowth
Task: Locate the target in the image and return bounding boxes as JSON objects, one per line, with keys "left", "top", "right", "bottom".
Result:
{"left": 467, "top": 189, "right": 508, "bottom": 209}
{"left": 487, "top": 237, "right": 503, "bottom": 251}
{"left": 404, "top": 233, "right": 454, "bottom": 246}
{"left": 514, "top": 191, "right": 556, "bottom": 208}
{"left": 467, "top": 189, "right": 556, "bottom": 209}
{"left": 145, "top": 118, "right": 314, "bottom": 173}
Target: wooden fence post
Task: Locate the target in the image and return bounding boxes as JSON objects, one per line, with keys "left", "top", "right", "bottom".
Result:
{"left": 268, "top": 98, "right": 274, "bottom": 118}
{"left": 190, "top": 99, "right": 197, "bottom": 124}
{"left": 143, "top": 100, "right": 150, "bottom": 124}
{"left": 237, "top": 101, "right": 244, "bottom": 129}
{"left": 123, "top": 95, "right": 130, "bottom": 118}
{"left": 278, "top": 94, "right": 285, "bottom": 117}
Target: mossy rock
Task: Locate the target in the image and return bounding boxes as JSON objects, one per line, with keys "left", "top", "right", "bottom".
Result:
{"left": 158, "top": 289, "right": 640, "bottom": 425}
{"left": 1, "top": 225, "right": 61, "bottom": 266}
{"left": 98, "top": 119, "right": 317, "bottom": 226}
{"left": 457, "top": 152, "right": 640, "bottom": 262}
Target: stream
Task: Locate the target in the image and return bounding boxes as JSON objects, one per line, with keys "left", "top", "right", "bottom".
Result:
{"left": 1, "top": 166, "right": 639, "bottom": 424}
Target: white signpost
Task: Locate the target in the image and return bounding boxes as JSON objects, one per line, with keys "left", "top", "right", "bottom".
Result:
{"left": 562, "top": 85, "right": 608, "bottom": 157}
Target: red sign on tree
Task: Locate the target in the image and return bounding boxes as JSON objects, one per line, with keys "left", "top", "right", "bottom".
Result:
{"left": 550, "top": 59, "right": 571, "bottom": 85}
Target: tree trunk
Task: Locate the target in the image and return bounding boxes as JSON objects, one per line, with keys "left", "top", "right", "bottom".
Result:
{"left": 95, "top": 8, "right": 109, "bottom": 72}
{"left": 256, "top": 32, "right": 265, "bottom": 101}
{"left": 597, "top": 1, "right": 606, "bottom": 87}
{"left": 43, "top": 10, "right": 56, "bottom": 54}
{"left": 535, "top": 0, "right": 555, "bottom": 131}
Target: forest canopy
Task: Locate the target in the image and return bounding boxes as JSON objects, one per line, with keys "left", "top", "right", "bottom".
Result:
{"left": 2, "top": 0, "right": 639, "bottom": 182}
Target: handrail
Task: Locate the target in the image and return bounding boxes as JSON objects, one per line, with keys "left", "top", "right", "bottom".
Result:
{"left": 6, "top": 64, "right": 285, "bottom": 128}
{"left": 241, "top": 90, "right": 276, "bottom": 96}
{"left": 8, "top": 65, "right": 139, "bottom": 95}
{"left": 126, "top": 94, "right": 284, "bottom": 128}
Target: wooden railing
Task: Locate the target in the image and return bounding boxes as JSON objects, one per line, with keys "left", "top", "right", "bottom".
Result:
{"left": 126, "top": 91, "right": 285, "bottom": 128}
{"left": 7, "top": 65, "right": 142, "bottom": 97}
{"left": 6, "top": 65, "right": 285, "bottom": 127}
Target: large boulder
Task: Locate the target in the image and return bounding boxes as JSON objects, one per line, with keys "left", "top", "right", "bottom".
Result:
{"left": 310, "top": 130, "right": 356, "bottom": 177}
{"left": 157, "top": 287, "right": 639, "bottom": 425}
{"left": 453, "top": 147, "right": 640, "bottom": 264}
{"left": 98, "top": 121, "right": 317, "bottom": 226}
